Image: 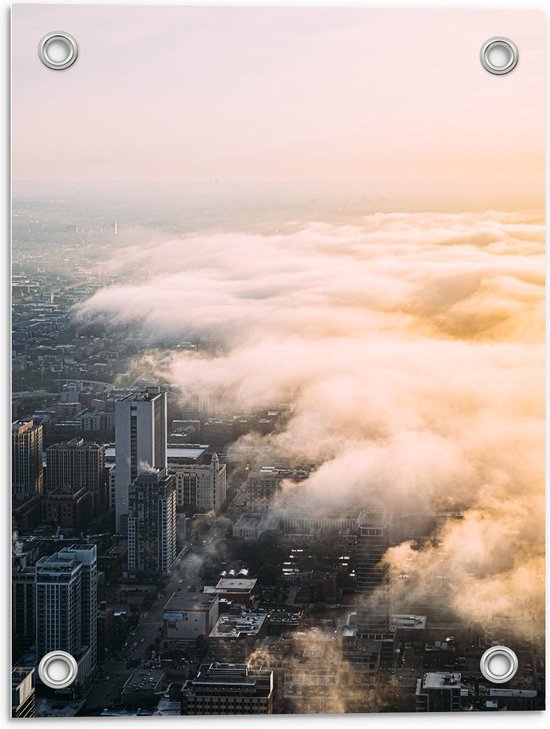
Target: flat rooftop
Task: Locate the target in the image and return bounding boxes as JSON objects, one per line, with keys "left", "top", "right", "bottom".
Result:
{"left": 267, "top": 609, "right": 302, "bottom": 626}
{"left": 164, "top": 592, "right": 217, "bottom": 612}
{"left": 421, "top": 672, "right": 462, "bottom": 690}
{"left": 392, "top": 614, "right": 427, "bottom": 630}
{"left": 216, "top": 577, "right": 257, "bottom": 592}
{"left": 105, "top": 445, "right": 208, "bottom": 462}
{"left": 210, "top": 611, "right": 266, "bottom": 639}
{"left": 234, "top": 514, "right": 265, "bottom": 529}
{"left": 119, "top": 388, "right": 163, "bottom": 402}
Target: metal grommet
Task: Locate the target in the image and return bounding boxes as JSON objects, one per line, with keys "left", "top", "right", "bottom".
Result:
{"left": 38, "top": 651, "right": 78, "bottom": 689}
{"left": 38, "top": 32, "right": 78, "bottom": 70}
{"left": 480, "top": 645, "right": 518, "bottom": 684}
{"left": 480, "top": 37, "right": 518, "bottom": 75}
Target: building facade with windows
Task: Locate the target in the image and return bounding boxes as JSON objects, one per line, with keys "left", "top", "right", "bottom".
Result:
{"left": 171, "top": 453, "right": 226, "bottom": 511}
{"left": 181, "top": 663, "right": 273, "bottom": 715}
{"left": 127, "top": 468, "right": 176, "bottom": 574}
{"left": 115, "top": 387, "right": 167, "bottom": 533}
{"left": 12, "top": 420, "right": 43, "bottom": 503}
{"left": 35, "top": 544, "right": 97, "bottom": 683}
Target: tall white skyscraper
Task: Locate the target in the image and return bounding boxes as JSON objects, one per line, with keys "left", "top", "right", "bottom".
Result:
{"left": 35, "top": 544, "right": 97, "bottom": 683}
{"left": 127, "top": 468, "right": 177, "bottom": 574}
{"left": 115, "top": 387, "right": 167, "bottom": 533}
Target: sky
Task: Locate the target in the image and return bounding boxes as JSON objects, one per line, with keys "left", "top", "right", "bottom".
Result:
{"left": 12, "top": 5, "right": 545, "bottom": 207}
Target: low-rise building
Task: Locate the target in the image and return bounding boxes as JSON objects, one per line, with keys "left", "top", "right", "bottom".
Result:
{"left": 232, "top": 513, "right": 279, "bottom": 540}
{"left": 208, "top": 610, "right": 267, "bottom": 662}
{"left": 415, "top": 672, "right": 463, "bottom": 712}
{"left": 266, "top": 609, "right": 303, "bottom": 636}
{"left": 163, "top": 592, "right": 219, "bottom": 643}
{"left": 181, "top": 663, "right": 273, "bottom": 715}
{"left": 203, "top": 577, "right": 257, "bottom": 606}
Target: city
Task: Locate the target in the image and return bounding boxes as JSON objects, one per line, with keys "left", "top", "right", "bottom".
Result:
{"left": 11, "top": 204, "right": 545, "bottom": 716}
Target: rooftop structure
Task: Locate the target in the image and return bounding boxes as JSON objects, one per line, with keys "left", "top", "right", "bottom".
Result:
{"left": 181, "top": 663, "right": 273, "bottom": 715}
{"left": 105, "top": 444, "right": 209, "bottom": 465}
{"left": 208, "top": 610, "right": 268, "bottom": 662}
{"left": 392, "top": 614, "right": 427, "bottom": 630}
{"left": 416, "top": 672, "right": 463, "bottom": 712}
{"left": 210, "top": 611, "right": 267, "bottom": 640}
{"left": 203, "top": 577, "right": 258, "bottom": 606}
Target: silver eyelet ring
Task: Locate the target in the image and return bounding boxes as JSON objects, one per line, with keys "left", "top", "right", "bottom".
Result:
{"left": 38, "top": 651, "right": 78, "bottom": 689}
{"left": 480, "top": 37, "right": 518, "bottom": 76}
{"left": 38, "top": 32, "right": 78, "bottom": 71}
{"left": 480, "top": 645, "right": 518, "bottom": 684}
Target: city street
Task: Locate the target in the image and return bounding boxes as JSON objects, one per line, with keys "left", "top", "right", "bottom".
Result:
{"left": 85, "top": 546, "right": 203, "bottom": 711}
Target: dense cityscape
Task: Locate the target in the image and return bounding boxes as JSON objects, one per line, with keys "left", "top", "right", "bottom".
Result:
{"left": 11, "top": 194, "right": 545, "bottom": 717}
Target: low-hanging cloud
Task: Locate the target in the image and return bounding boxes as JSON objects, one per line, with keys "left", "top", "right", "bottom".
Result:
{"left": 77, "top": 210, "right": 544, "bottom": 636}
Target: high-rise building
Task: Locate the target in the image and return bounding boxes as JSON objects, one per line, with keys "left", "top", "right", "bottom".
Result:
{"left": 115, "top": 387, "right": 167, "bottom": 533}
{"left": 181, "top": 663, "right": 274, "bottom": 715}
{"left": 46, "top": 439, "right": 106, "bottom": 512}
{"left": 12, "top": 554, "right": 36, "bottom": 659}
{"left": 127, "top": 468, "right": 176, "bottom": 574}
{"left": 12, "top": 668, "right": 35, "bottom": 718}
{"left": 356, "top": 512, "right": 392, "bottom": 639}
{"left": 108, "top": 466, "right": 116, "bottom": 510}
{"left": 35, "top": 544, "right": 97, "bottom": 683}
{"left": 12, "top": 421, "right": 44, "bottom": 503}
{"left": 171, "top": 453, "right": 226, "bottom": 511}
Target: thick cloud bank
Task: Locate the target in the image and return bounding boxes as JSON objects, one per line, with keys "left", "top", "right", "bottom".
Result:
{"left": 79, "top": 211, "right": 544, "bottom": 636}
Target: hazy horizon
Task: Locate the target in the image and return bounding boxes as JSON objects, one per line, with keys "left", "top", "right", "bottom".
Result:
{"left": 12, "top": 6, "right": 545, "bottom": 210}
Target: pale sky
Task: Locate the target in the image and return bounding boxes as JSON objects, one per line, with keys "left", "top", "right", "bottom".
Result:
{"left": 12, "top": 5, "right": 545, "bottom": 204}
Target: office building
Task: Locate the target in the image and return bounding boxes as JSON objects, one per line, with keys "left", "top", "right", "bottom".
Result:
{"left": 203, "top": 577, "right": 258, "bottom": 606}
{"left": 171, "top": 453, "right": 226, "bottom": 511}
{"left": 12, "top": 420, "right": 44, "bottom": 503}
{"left": 232, "top": 512, "right": 279, "bottom": 540}
{"left": 115, "top": 387, "right": 167, "bottom": 533}
{"left": 35, "top": 544, "right": 97, "bottom": 683}
{"left": 245, "top": 465, "right": 311, "bottom": 510}
{"left": 127, "top": 468, "right": 176, "bottom": 574}
{"left": 163, "top": 592, "right": 220, "bottom": 644}
{"left": 12, "top": 668, "right": 35, "bottom": 718}
{"left": 108, "top": 466, "right": 116, "bottom": 510}
{"left": 208, "top": 610, "right": 267, "bottom": 662}
{"left": 46, "top": 439, "right": 106, "bottom": 512}
{"left": 415, "top": 672, "right": 463, "bottom": 712}
{"left": 181, "top": 663, "right": 274, "bottom": 715}
{"left": 356, "top": 512, "right": 392, "bottom": 638}
{"left": 245, "top": 467, "right": 283, "bottom": 509}
{"left": 12, "top": 556, "right": 36, "bottom": 659}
